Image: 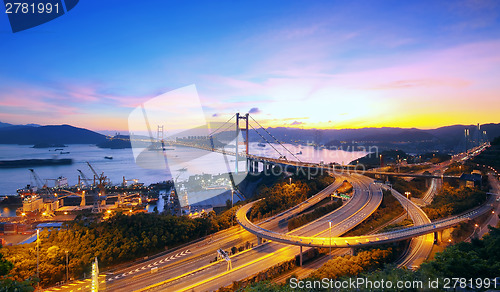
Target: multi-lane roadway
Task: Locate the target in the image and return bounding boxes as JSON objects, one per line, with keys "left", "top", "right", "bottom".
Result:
{"left": 141, "top": 174, "right": 382, "bottom": 291}
{"left": 387, "top": 187, "right": 433, "bottom": 269}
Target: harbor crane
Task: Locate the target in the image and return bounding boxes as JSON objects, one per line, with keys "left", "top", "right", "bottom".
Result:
{"left": 28, "top": 169, "right": 47, "bottom": 189}
{"left": 57, "top": 189, "right": 86, "bottom": 207}
{"left": 86, "top": 162, "right": 108, "bottom": 194}
{"left": 77, "top": 169, "right": 93, "bottom": 187}
{"left": 86, "top": 162, "right": 108, "bottom": 212}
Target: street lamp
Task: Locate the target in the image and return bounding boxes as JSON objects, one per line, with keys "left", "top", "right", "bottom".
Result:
{"left": 36, "top": 229, "right": 39, "bottom": 281}
{"left": 65, "top": 250, "right": 69, "bottom": 283}
{"left": 328, "top": 220, "right": 332, "bottom": 256}
{"left": 289, "top": 177, "right": 292, "bottom": 185}
{"left": 404, "top": 192, "right": 411, "bottom": 219}
{"left": 231, "top": 189, "right": 234, "bottom": 226}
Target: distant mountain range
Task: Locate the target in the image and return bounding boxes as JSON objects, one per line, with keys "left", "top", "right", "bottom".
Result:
{"left": 249, "top": 123, "right": 500, "bottom": 154}
{"left": 0, "top": 123, "right": 106, "bottom": 145}
{"left": 0, "top": 121, "right": 40, "bottom": 128}
{"left": 1, "top": 121, "right": 499, "bottom": 154}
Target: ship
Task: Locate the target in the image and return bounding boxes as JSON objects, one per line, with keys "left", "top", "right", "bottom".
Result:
{"left": 257, "top": 143, "right": 266, "bottom": 147}
{"left": 0, "top": 158, "right": 73, "bottom": 168}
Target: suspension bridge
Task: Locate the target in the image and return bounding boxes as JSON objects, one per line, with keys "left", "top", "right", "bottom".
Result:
{"left": 162, "top": 112, "right": 460, "bottom": 179}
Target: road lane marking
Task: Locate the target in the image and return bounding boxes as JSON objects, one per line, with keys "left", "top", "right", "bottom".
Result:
{"left": 106, "top": 249, "right": 191, "bottom": 282}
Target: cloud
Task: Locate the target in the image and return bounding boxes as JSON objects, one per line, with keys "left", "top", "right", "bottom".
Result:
{"left": 249, "top": 107, "right": 261, "bottom": 114}
{"left": 212, "top": 113, "right": 219, "bottom": 117}
{"left": 372, "top": 78, "right": 471, "bottom": 90}
{"left": 291, "top": 121, "right": 303, "bottom": 126}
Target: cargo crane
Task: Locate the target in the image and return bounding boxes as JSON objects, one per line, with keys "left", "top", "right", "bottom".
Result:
{"left": 77, "top": 169, "right": 93, "bottom": 188}
{"left": 28, "top": 169, "right": 52, "bottom": 196}
{"left": 57, "top": 189, "right": 86, "bottom": 207}
{"left": 29, "top": 169, "right": 47, "bottom": 189}
{"left": 86, "top": 162, "right": 108, "bottom": 213}
{"left": 86, "top": 162, "right": 108, "bottom": 195}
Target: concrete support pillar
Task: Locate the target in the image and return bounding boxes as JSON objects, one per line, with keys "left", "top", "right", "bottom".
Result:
{"left": 299, "top": 245, "right": 303, "bottom": 267}
{"left": 350, "top": 248, "right": 356, "bottom": 256}
{"left": 434, "top": 231, "right": 443, "bottom": 244}
{"left": 235, "top": 113, "right": 239, "bottom": 174}
{"left": 247, "top": 159, "right": 253, "bottom": 173}
{"left": 254, "top": 161, "right": 259, "bottom": 173}
{"left": 257, "top": 236, "right": 262, "bottom": 245}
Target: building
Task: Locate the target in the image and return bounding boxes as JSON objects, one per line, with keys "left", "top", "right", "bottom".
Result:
{"left": 459, "top": 173, "right": 482, "bottom": 188}
{"left": 22, "top": 196, "right": 44, "bottom": 213}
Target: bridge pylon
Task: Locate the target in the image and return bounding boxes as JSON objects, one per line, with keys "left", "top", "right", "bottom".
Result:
{"left": 235, "top": 113, "right": 249, "bottom": 174}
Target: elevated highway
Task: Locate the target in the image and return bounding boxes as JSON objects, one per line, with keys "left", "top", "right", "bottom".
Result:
{"left": 236, "top": 185, "right": 495, "bottom": 249}
{"left": 139, "top": 174, "right": 383, "bottom": 291}
{"left": 387, "top": 186, "right": 433, "bottom": 269}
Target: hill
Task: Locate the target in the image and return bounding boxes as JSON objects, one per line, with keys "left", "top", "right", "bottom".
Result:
{"left": 360, "top": 128, "right": 437, "bottom": 142}
{"left": 0, "top": 124, "right": 107, "bottom": 145}
{"left": 250, "top": 123, "right": 500, "bottom": 154}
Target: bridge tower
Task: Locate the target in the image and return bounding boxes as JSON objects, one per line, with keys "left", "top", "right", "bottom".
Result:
{"left": 235, "top": 113, "right": 249, "bottom": 173}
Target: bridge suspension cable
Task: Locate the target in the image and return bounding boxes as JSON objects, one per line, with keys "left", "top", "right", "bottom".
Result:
{"left": 208, "top": 114, "right": 236, "bottom": 137}
{"left": 249, "top": 114, "right": 302, "bottom": 162}
{"left": 248, "top": 123, "right": 284, "bottom": 157}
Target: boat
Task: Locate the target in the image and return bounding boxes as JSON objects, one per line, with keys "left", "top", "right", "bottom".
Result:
{"left": 0, "top": 158, "right": 73, "bottom": 168}
{"left": 104, "top": 156, "right": 113, "bottom": 160}
{"left": 60, "top": 151, "right": 70, "bottom": 154}
{"left": 257, "top": 143, "right": 266, "bottom": 147}
{"left": 296, "top": 151, "right": 302, "bottom": 155}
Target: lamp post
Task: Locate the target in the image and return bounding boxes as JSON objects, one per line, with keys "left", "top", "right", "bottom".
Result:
{"left": 405, "top": 192, "right": 411, "bottom": 219}
{"left": 328, "top": 220, "right": 332, "bottom": 256}
{"left": 289, "top": 177, "right": 292, "bottom": 185}
{"left": 231, "top": 189, "right": 234, "bottom": 226}
{"left": 36, "top": 228, "right": 39, "bottom": 281}
{"left": 65, "top": 250, "right": 69, "bottom": 283}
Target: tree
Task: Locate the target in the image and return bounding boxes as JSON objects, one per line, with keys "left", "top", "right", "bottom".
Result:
{"left": 0, "top": 246, "right": 13, "bottom": 276}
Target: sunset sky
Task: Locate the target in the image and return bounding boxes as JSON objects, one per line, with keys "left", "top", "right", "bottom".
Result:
{"left": 1, "top": 0, "right": 500, "bottom": 132}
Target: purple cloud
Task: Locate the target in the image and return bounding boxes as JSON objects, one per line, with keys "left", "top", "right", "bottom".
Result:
{"left": 249, "top": 107, "right": 261, "bottom": 114}
{"left": 291, "top": 121, "right": 303, "bottom": 125}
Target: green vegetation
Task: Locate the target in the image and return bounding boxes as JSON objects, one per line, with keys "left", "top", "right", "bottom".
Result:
{"left": 249, "top": 174, "right": 335, "bottom": 221}
{"left": 1, "top": 171, "right": 335, "bottom": 288}
{"left": 473, "top": 135, "right": 500, "bottom": 170}
{"left": 1, "top": 208, "right": 238, "bottom": 287}
{"left": 390, "top": 177, "right": 426, "bottom": 198}
{"left": 219, "top": 258, "right": 297, "bottom": 291}
{"left": 422, "top": 183, "right": 487, "bottom": 220}
{"left": 381, "top": 218, "right": 413, "bottom": 232}
{"left": 241, "top": 224, "right": 500, "bottom": 292}
{"left": 351, "top": 150, "right": 408, "bottom": 168}
{"left": 311, "top": 248, "right": 393, "bottom": 279}
{"left": 444, "top": 161, "right": 473, "bottom": 176}
{"left": 420, "top": 225, "right": 500, "bottom": 279}
{"left": 343, "top": 190, "right": 404, "bottom": 237}
{"left": 0, "top": 245, "right": 36, "bottom": 291}
{"left": 385, "top": 164, "right": 430, "bottom": 173}
{"left": 288, "top": 199, "right": 342, "bottom": 231}
{"left": 421, "top": 152, "right": 451, "bottom": 164}
{"left": 336, "top": 181, "right": 353, "bottom": 194}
